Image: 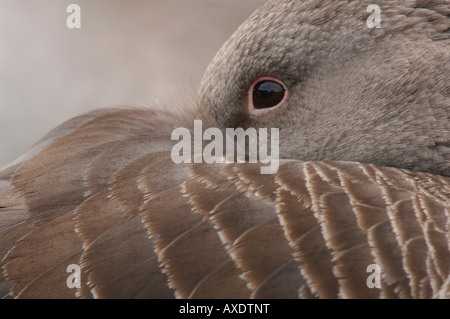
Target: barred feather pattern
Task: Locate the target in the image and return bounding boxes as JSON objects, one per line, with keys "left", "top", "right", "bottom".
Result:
{"left": 0, "top": 108, "right": 448, "bottom": 299}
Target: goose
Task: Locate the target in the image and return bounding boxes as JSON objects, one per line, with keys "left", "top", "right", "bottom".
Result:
{"left": 0, "top": 0, "right": 449, "bottom": 299}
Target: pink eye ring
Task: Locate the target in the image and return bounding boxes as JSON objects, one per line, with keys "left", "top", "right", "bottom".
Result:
{"left": 248, "top": 76, "right": 287, "bottom": 115}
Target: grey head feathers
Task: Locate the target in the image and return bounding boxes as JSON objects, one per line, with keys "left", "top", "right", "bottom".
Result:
{"left": 0, "top": 0, "right": 449, "bottom": 299}
{"left": 199, "top": 0, "right": 449, "bottom": 176}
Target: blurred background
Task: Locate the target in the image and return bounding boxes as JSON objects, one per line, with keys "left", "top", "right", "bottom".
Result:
{"left": 0, "top": 0, "right": 267, "bottom": 166}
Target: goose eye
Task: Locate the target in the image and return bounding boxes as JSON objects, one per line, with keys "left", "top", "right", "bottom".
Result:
{"left": 249, "top": 77, "right": 287, "bottom": 114}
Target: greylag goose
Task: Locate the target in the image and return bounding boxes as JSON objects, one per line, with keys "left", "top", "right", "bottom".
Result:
{"left": 0, "top": 0, "right": 449, "bottom": 299}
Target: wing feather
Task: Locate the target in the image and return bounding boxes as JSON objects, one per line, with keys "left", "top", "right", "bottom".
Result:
{"left": 0, "top": 107, "right": 448, "bottom": 299}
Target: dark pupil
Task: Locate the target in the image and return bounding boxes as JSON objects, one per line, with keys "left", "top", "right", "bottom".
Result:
{"left": 253, "top": 80, "right": 285, "bottom": 109}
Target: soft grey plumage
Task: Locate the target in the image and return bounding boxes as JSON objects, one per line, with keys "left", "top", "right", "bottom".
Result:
{"left": 199, "top": 0, "right": 449, "bottom": 176}
{"left": 0, "top": 0, "right": 449, "bottom": 299}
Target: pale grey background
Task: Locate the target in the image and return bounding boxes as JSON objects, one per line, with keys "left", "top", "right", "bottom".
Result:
{"left": 0, "top": 0, "right": 267, "bottom": 166}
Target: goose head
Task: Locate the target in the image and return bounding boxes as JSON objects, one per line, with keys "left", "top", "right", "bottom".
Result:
{"left": 198, "top": 0, "right": 449, "bottom": 176}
